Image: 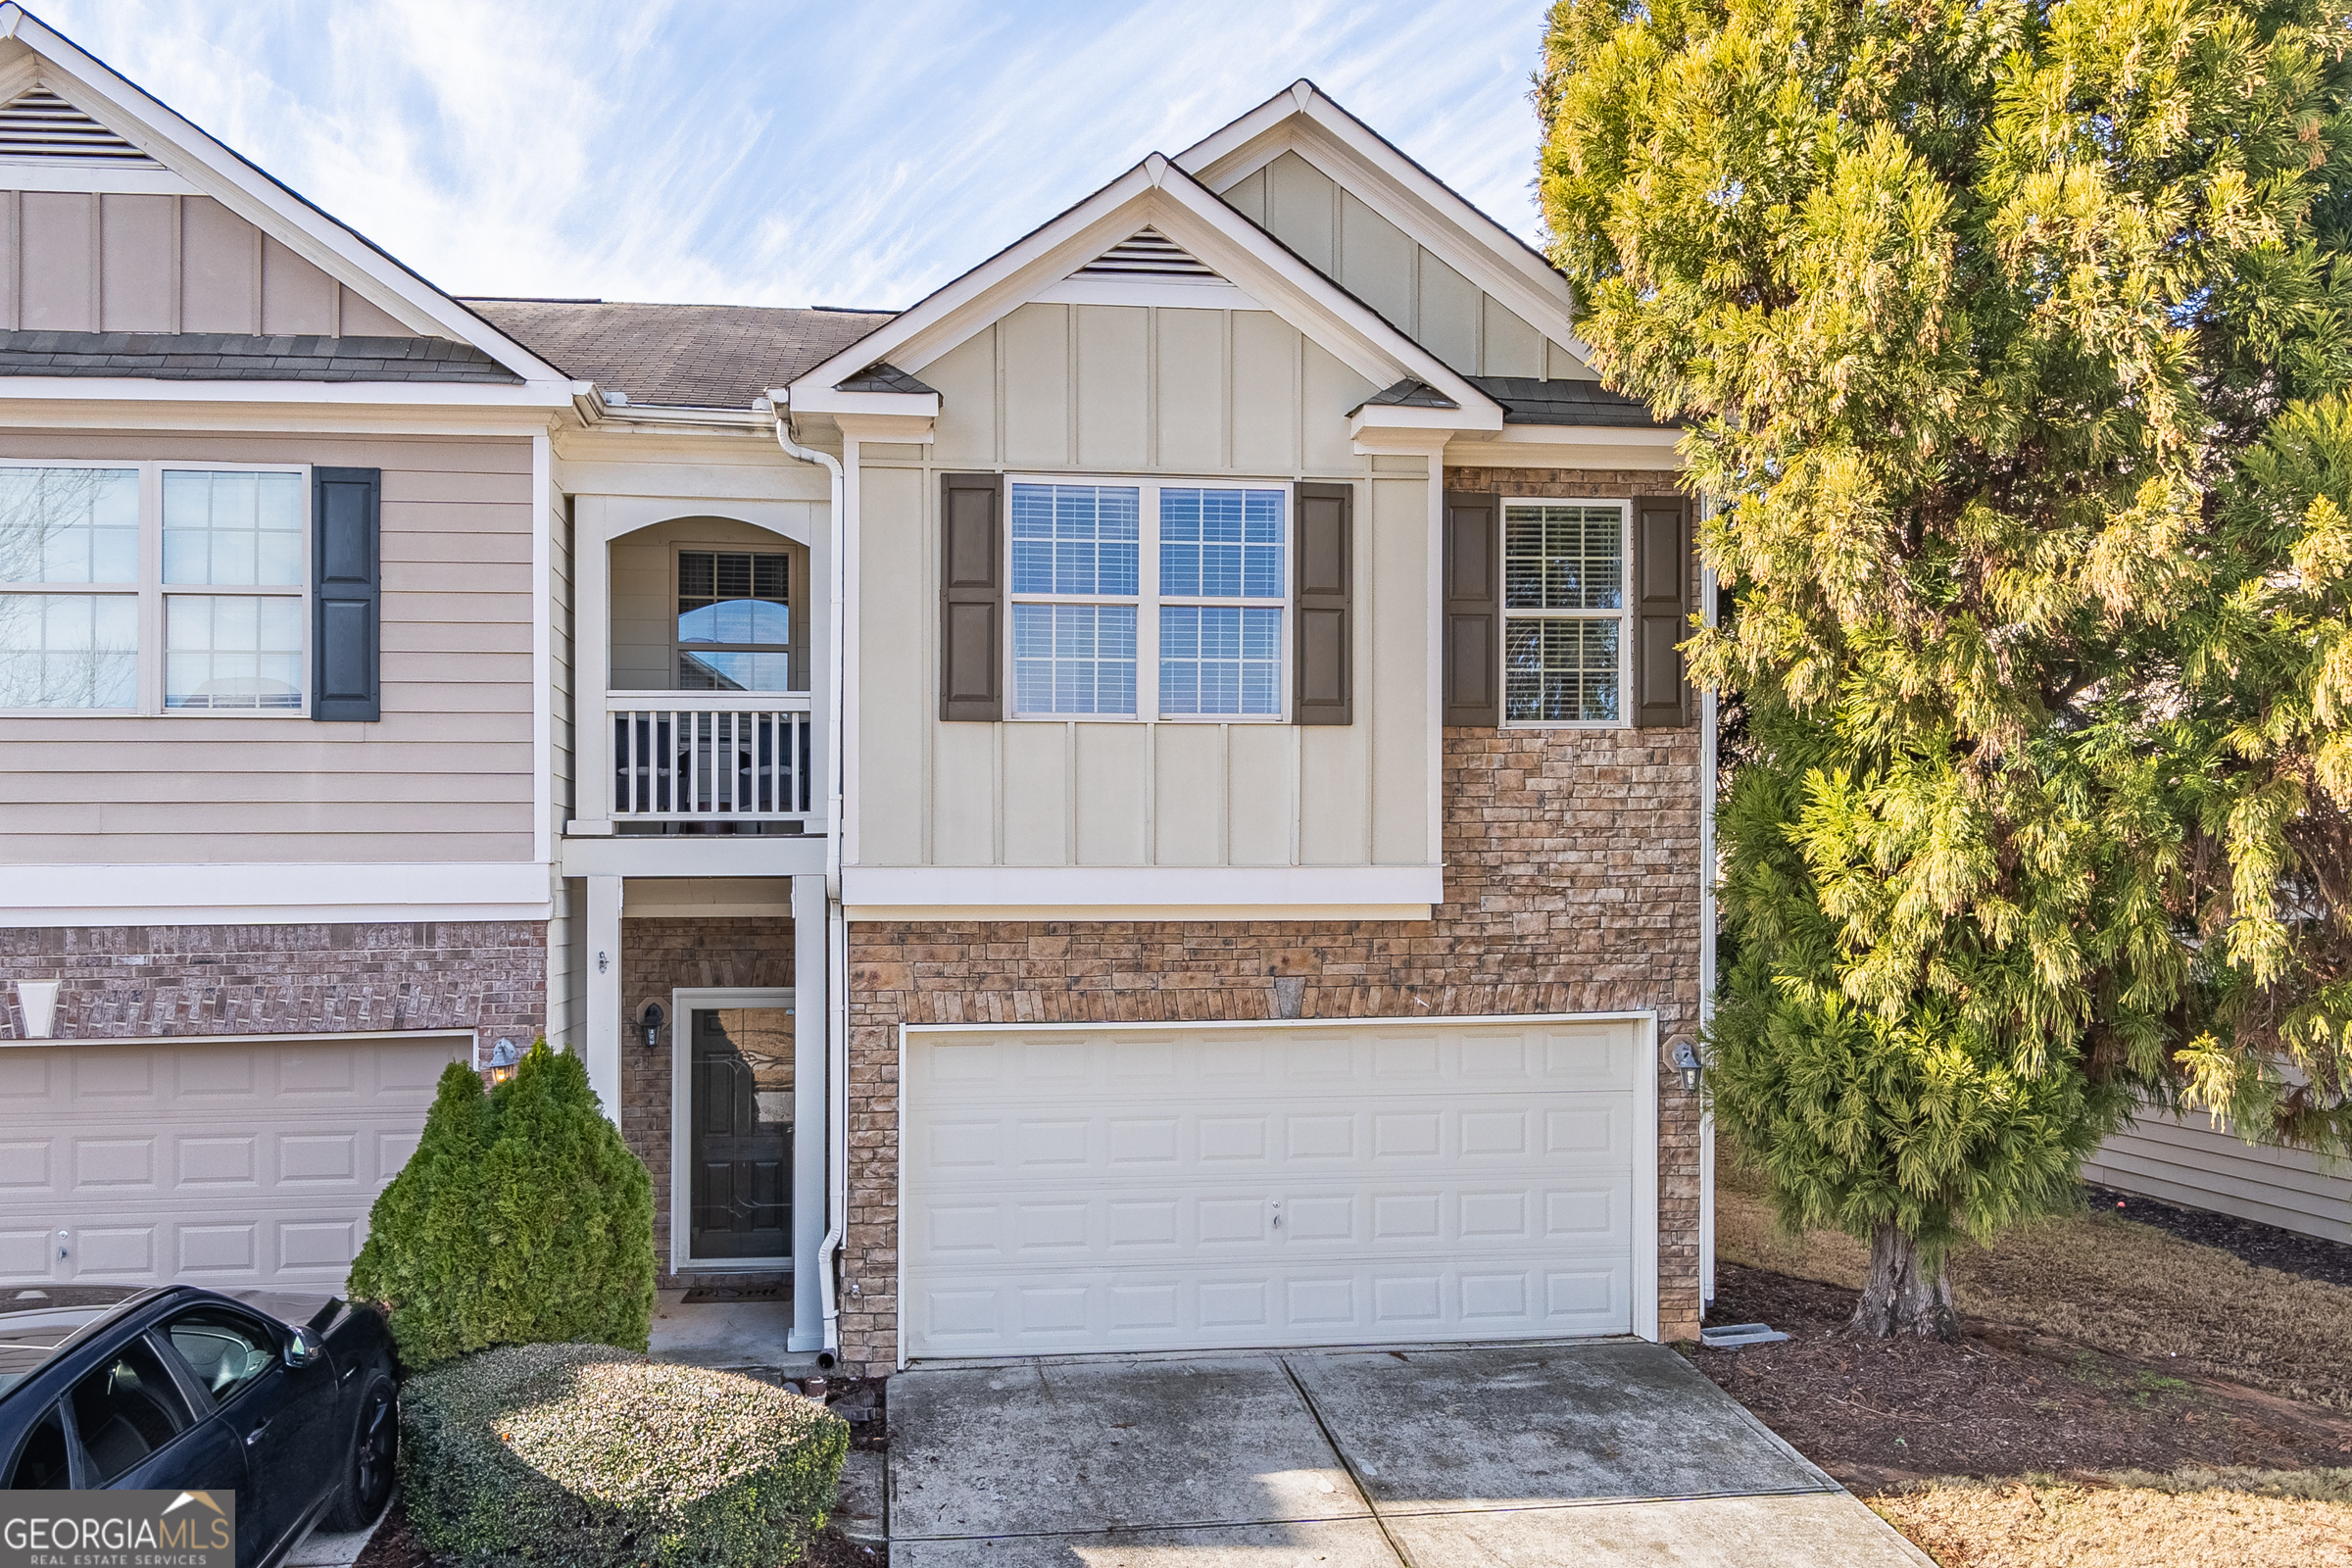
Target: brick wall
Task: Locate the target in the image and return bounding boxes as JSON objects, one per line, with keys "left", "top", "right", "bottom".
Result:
{"left": 617, "top": 916, "right": 796, "bottom": 1291}
{"left": 841, "top": 466, "right": 1704, "bottom": 1367}
{"left": 0, "top": 920, "right": 546, "bottom": 1043}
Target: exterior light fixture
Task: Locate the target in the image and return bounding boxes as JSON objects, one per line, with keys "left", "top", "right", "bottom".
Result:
{"left": 13, "top": 980, "right": 59, "bottom": 1040}
{"left": 1667, "top": 1036, "right": 1703, "bottom": 1095}
{"left": 640, "top": 1002, "right": 665, "bottom": 1051}
{"left": 486, "top": 1037, "right": 521, "bottom": 1085}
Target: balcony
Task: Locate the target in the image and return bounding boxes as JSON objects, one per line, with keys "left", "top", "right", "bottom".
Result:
{"left": 608, "top": 693, "right": 814, "bottom": 827}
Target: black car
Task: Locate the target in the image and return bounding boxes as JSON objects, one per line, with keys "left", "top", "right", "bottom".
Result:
{"left": 0, "top": 1284, "right": 397, "bottom": 1566}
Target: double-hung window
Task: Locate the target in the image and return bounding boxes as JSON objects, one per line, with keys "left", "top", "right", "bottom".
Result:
{"left": 1007, "top": 477, "right": 1287, "bottom": 720}
{"left": 1502, "top": 500, "right": 1628, "bottom": 725}
{"left": 0, "top": 461, "right": 310, "bottom": 715}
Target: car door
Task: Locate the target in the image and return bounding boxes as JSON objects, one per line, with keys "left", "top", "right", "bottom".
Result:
{"left": 155, "top": 1305, "right": 337, "bottom": 1562}
{"left": 61, "top": 1333, "right": 246, "bottom": 1550}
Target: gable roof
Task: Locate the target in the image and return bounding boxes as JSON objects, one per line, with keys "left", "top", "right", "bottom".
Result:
{"left": 786, "top": 151, "right": 1503, "bottom": 432}
{"left": 464, "top": 301, "right": 894, "bottom": 409}
{"left": 1468, "top": 376, "right": 1675, "bottom": 429}
{"left": 1178, "top": 80, "right": 1583, "bottom": 360}
{"left": 0, "top": 5, "right": 571, "bottom": 390}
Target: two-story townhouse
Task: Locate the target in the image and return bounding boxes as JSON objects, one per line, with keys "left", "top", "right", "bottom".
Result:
{"left": 0, "top": 9, "right": 1714, "bottom": 1372}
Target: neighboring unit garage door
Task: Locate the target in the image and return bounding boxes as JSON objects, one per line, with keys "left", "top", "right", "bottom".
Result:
{"left": 901, "top": 1017, "right": 1647, "bottom": 1360}
{"left": 0, "top": 1034, "right": 469, "bottom": 1291}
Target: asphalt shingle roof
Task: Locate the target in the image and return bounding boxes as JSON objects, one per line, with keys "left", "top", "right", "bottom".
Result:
{"left": 464, "top": 299, "right": 896, "bottom": 408}
{"left": 0, "top": 330, "right": 519, "bottom": 382}
{"left": 1357, "top": 377, "right": 1459, "bottom": 411}
{"left": 1467, "top": 375, "right": 1679, "bottom": 429}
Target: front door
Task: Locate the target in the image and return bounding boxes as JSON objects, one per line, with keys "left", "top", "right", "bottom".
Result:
{"left": 688, "top": 1006, "right": 793, "bottom": 1260}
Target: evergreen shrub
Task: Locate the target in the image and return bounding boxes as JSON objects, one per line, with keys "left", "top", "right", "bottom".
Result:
{"left": 399, "top": 1343, "right": 848, "bottom": 1568}
{"left": 349, "top": 1042, "right": 655, "bottom": 1370}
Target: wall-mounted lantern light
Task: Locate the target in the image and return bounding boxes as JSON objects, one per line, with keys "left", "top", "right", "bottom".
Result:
{"left": 639, "top": 1003, "right": 665, "bottom": 1052}
{"left": 1666, "top": 1035, "right": 1703, "bottom": 1095}
{"left": 13, "top": 980, "right": 59, "bottom": 1040}
{"left": 486, "top": 1037, "right": 521, "bottom": 1086}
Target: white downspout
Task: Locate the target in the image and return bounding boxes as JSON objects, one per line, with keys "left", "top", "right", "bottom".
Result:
{"left": 771, "top": 401, "right": 851, "bottom": 1364}
{"left": 1697, "top": 499, "right": 1720, "bottom": 1312}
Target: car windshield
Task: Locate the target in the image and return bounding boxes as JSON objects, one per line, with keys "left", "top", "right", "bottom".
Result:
{"left": 0, "top": 1307, "right": 118, "bottom": 1396}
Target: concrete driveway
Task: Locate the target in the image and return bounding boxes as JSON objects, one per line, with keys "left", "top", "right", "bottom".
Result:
{"left": 886, "top": 1341, "right": 1932, "bottom": 1565}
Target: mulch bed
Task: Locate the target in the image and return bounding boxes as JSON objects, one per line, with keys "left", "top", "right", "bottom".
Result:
{"left": 2084, "top": 1183, "right": 2352, "bottom": 1291}
{"left": 1694, "top": 1262, "right": 2352, "bottom": 1494}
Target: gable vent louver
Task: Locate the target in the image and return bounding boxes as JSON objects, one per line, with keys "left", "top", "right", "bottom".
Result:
{"left": 1073, "top": 228, "right": 1222, "bottom": 281}
{"left": 0, "top": 87, "right": 162, "bottom": 166}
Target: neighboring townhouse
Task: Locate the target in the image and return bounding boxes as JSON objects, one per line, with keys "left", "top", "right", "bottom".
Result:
{"left": 0, "top": 9, "right": 1714, "bottom": 1370}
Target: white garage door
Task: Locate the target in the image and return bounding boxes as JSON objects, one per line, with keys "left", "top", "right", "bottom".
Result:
{"left": 901, "top": 1016, "right": 1650, "bottom": 1360}
{"left": 0, "top": 1034, "right": 468, "bottom": 1291}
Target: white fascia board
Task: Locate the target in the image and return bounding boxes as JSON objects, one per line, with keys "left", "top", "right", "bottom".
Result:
{"left": 842, "top": 864, "right": 1444, "bottom": 908}
{"left": 1446, "top": 424, "right": 1687, "bottom": 472}
{"left": 0, "top": 401, "right": 561, "bottom": 439}
{"left": 0, "top": 162, "right": 195, "bottom": 194}
{"left": 0, "top": 860, "right": 554, "bottom": 927}
{"left": 850, "top": 904, "right": 1432, "bottom": 923}
{"left": 0, "top": 377, "right": 576, "bottom": 409}
{"left": 1177, "top": 82, "right": 1584, "bottom": 352}
{"left": 786, "top": 386, "right": 942, "bottom": 420}
{"left": 1, "top": 1026, "right": 478, "bottom": 1052}
{"left": 789, "top": 158, "right": 1502, "bottom": 423}
{"left": 557, "top": 835, "right": 830, "bottom": 880}
{"left": 0, "top": 6, "right": 568, "bottom": 382}
{"left": 1348, "top": 402, "right": 1498, "bottom": 436}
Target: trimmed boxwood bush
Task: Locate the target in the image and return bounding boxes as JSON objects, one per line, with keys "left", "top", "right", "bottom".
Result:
{"left": 350, "top": 1042, "right": 655, "bottom": 1370}
{"left": 400, "top": 1343, "right": 848, "bottom": 1568}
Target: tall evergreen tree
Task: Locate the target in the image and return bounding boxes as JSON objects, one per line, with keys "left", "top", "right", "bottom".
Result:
{"left": 1539, "top": 0, "right": 2352, "bottom": 1333}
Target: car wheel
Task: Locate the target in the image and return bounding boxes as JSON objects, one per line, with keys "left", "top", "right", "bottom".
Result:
{"left": 320, "top": 1374, "right": 397, "bottom": 1533}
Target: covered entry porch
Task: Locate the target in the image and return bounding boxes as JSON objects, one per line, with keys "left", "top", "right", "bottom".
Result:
{"left": 561, "top": 860, "right": 833, "bottom": 1354}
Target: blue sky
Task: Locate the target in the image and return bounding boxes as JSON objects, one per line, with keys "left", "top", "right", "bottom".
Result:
{"left": 36, "top": 0, "right": 1556, "bottom": 312}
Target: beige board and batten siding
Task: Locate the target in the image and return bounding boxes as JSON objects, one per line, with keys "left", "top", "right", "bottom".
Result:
{"left": 2084, "top": 1112, "right": 2352, "bottom": 1245}
{"left": 857, "top": 301, "right": 1432, "bottom": 871}
{"left": 0, "top": 430, "right": 535, "bottom": 863}
{"left": 0, "top": 191, "right": 411, "bottom": 336}
{"left": 1220, "top": 152, "right": 1586, "bottom": 382}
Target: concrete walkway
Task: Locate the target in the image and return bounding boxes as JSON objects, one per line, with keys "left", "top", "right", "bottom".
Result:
{"left": 887, "top": 1341, "right": 1933, "bottom": 1566}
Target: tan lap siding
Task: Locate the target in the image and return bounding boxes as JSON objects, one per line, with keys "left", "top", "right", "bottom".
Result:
{"left": 0, "top": 431, "right": 534, "bottom": 864}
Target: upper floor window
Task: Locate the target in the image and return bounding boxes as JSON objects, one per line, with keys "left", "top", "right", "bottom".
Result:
{"left": 676, "top": 549, "right": 792, "bottom": 691}
{"left": 1008, "top": 478, "right": 1287, "bottom": 720}
{"left": 0, "top": 462, "right": 310, "bottom": 715}
{"left": 1502, "top": 501, "right": 1626, "bottom": 725}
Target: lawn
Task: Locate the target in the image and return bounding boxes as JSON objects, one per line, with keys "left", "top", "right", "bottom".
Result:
{"left": 1704, "top": 1152, "right": 2352, "bottom": 1566}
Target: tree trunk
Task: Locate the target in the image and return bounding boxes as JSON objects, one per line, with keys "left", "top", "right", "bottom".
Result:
{"left": 1846, "top": 1222, "right": 1961, "bottom": 1341}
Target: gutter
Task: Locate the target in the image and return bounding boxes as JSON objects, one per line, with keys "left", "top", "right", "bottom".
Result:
{"left": 769, "top": 403, "right": 852, "bottom": 1366}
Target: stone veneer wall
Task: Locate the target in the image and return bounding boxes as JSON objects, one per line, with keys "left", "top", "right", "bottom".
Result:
{"left": 0, "top": 920, "right": 546, "bottom": 1043}
{"left": 838, "top": 465, "right": 1702, "bottom": 1369}
{"left": 617, "top": 916, "right": 796, "bottom": 1292}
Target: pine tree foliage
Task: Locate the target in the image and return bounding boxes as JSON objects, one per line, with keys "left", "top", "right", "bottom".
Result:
{"left": 1538, "top": 0, "right": 2352, "bottom": 1325}
{"left": 350, "top": 1044, "right": 655, "bottom": 1370}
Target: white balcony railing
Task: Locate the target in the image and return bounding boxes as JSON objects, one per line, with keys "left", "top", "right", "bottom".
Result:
{"left": 607, "top": 693, "right": 813, "bottom": 823}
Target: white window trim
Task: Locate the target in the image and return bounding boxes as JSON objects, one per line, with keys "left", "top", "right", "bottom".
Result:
{"left": 1498, "top": 495, "right": 1632, "bottom": 731}
{"left": 669, "top": 539, "right": 805, "bottom": 696}
{"left": 0, "top": 458, "right": 312, "bottom": 719}
{"left": 1004, "top": 472, "right": 1290, "bottom": 724}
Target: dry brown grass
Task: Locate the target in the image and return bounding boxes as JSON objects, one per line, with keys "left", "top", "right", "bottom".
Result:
{"left": 1715, "top": 1156, "right": 2352, "bottom": 1411}
{"left": 1869, "top": 1472, "right": 2352, "bottom": 1567}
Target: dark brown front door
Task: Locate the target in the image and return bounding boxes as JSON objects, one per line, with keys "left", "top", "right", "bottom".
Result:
{"left": 688, "top": 1006, "right": 792, "bottom": 1260}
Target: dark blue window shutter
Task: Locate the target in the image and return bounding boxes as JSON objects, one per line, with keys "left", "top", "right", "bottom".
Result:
{"left": 313, "top": 467, "right": 381, "bottom": 722}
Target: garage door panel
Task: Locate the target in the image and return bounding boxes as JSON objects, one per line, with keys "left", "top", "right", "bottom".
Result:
{"left": 0, "top": 1035, "right": 467, "bottom": 1290}
{"left": 905, "top": 1018, "right": 1646, "bottom": 1358}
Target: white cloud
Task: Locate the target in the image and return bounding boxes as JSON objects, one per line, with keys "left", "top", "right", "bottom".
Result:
{"left": 33, "top": 0, "right": 1552, "bottom": 308}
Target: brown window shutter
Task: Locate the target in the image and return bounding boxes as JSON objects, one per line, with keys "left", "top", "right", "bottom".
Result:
{"left": 939, "top": 471, "right": 1004, "bottom": 721}
{"left": 1633, "top": 495, "right": 1692, "bottom": 728}
{"left": 1293, "top": 481, "right": 1353, "bottom": 724}
{"left": 1442, "top": 490, "right": 1500, "bottom": 726}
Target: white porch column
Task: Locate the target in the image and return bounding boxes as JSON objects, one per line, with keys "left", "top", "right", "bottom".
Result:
{"left": 572, "top": 499, "right": 613, "bottom": 834}
{"left": 585, "top": 874, "right": 624, "bottom": 1124}
{"left": 790, "top": 871, "right": 829, "bottom": 1351}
